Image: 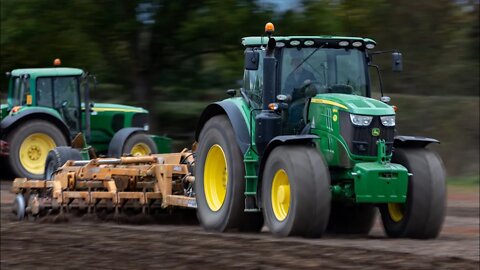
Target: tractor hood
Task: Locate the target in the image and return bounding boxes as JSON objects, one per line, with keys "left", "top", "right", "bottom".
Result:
{"left": 311, "top": 94, "right": 395, "bottom": 115}
{"left": 90, "top": 103, "right": 148, "bottom": 113}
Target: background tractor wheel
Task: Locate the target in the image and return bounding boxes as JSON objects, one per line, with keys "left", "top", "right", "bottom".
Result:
{"left": 7, "top": 120, "right": 67, "bottom": 179}
{"left": 262, "top": 145, "right": 331, "bottom": 238}
{"left": 379, "top": 147, "right": 446, "bottom": 239}
{"left": 44, "top": 147, "right": 83, "bottom": 180}
{"left": 195, "top": 115, "right": 263, "bottom": 232}
{"left": 326, "top": 203, "right": 377, "bottom": 235}
{"left": 122, "top": 133, "right": 157, "bottom": 156}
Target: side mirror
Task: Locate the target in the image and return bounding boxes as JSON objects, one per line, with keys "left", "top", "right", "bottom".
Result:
{"left": 244, "top": 50, "right": 259, "bottom": 70}
{"left": 392, "top": 52, "right": 403, "bottom": 72}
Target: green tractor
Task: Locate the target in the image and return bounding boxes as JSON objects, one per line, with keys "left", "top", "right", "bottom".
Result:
{"left": 194, "top": 23, "right": 446, "bottom": 238}
{"left": 1, "top": 62, "right": 171, "bottom": 179}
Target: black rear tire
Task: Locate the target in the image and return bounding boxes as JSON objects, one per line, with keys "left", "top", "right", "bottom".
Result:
{"left": 379, "top": 147, "right": 446, "bottom": 239}
{"left": 326, "top": 203, "right": 377, "bottom": 235}
{"left": 44, "top": 147, "right": 83, "bottom": 180}
{"left": 262, "top": 145, "right": 331, "bottom": 238}
{"left": 7, "top": 120, "right": 68, "bottom": 179}
{"left": 195, "top": 115, "right": 263, "bottom": 232}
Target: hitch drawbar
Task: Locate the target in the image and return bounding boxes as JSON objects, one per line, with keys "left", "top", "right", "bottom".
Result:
{"left": 11, "top": 151, "right": 196, "bottom": 219}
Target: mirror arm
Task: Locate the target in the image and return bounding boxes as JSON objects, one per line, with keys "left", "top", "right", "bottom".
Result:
{"left": 369, "top": 64, "right": 384, "bottom": 97}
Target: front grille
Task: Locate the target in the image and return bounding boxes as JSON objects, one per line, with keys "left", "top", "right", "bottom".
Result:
{"left": 339, "top": 111, "right": 394, "bottom": 157}
{"left": 132, "top": 113, "right": 148, "bottom": 128}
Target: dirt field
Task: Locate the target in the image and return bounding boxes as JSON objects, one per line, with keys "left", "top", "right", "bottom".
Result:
{"left": 1, "top": 181, "right": 478, "bottom": 269}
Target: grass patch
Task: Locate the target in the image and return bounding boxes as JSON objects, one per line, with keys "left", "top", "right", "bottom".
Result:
{"left": 447, "top": 174, "right": 479, "bottom": 187}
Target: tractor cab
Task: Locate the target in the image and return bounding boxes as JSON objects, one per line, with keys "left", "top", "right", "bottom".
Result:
{"left": 242, "top": 35, "right": 378, "bottom": 134}
{"left": 8, "top": 67, "right": 84, "bottom": 135}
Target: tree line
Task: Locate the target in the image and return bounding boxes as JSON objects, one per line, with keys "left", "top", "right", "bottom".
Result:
{"left": 1, "top": 0, "right": 478, "bottom": 109}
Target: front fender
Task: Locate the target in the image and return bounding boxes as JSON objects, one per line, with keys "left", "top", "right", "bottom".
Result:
{"left": 107, "top": 127, "right": 145, "bottom": 157}
{"left": 394, "top": 135, "right": 439, "bottom": 148}
{"left": 256, "top": 135, "right": 318, "bottom": 205}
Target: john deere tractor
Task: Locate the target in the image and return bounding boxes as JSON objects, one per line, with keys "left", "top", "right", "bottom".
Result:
{"left": 194, "top": 23, "right": 446, "bottom": 238}
{"left": 1, "top": 63, "right": 170, "bottom": 179}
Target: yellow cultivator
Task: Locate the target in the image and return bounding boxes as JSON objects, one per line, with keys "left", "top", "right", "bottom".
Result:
{"left": 11, "top": 150, "right": 196, "bottom": 220}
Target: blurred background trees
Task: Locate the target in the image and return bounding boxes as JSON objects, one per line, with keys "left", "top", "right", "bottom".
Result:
{"left": 1, "top": 0, "right": 478, "bottom": 175}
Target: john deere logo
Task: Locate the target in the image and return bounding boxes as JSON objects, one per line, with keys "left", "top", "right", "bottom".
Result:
{"left": 372, "top": 128, "right": 380, "bottom": 136}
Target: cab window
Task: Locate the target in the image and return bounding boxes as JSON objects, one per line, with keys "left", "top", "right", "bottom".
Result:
{"left": 243, "top": 49, "right": 264, "bottom": 106}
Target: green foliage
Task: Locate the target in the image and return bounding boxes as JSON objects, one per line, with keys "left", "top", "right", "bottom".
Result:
{"left": 448, "top": 175, "right": 480, "bottom": 187}
{"left": 1, "top": 0, "right": 478, "bottom": 174}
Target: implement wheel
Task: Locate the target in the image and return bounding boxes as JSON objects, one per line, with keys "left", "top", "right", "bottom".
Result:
{"left": 195, "top": 115, "right": 262, "bottom": 232}
{"left": 7, "top": 120, "right": 67, "bottom": 179}
{"left": 327, "top": 203, "right": 376, "bottom": 235}
{"left": 379, "top": 148, "right": 446, "bottom": 239}
{"left": 11, "top": 194, "right": 26, "bottom": 220}
{"left": 44, "top": 147, "right": 83, "bottom": 180}
{"left": 262, "top": 145, "right": 330, "bottom": 238}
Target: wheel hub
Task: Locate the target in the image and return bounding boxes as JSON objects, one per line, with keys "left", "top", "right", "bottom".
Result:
{"left": 203, "top": 144, "right": 228, "bottom": 212}
{"left": 271, "top": 169, "right": 290, "bottom": 221}
{"left": 19, "top": 133, "right": 56, "bottom": 175}
{"left": 130, "top": 143, "right": 150, "bottom": 156}
{"left": 387, "top": 203, "right": 405, "bottom": 222}
{"left": 27, "top": 145, "right": 42, "bottom": 160}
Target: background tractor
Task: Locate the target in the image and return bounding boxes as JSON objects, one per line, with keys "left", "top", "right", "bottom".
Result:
{"left": 194, "top": 23, "right": 446, "bottom": 238}
{"left": 1, "top": 62, "right": 171, "bottom": 180}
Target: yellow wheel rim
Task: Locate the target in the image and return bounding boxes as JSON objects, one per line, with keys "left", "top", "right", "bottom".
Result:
{"left": 204, "top": 144, "right": 228, "bottom": 212}
{"left": 387, "top": 203, "right": 405, "bottom": 222}
{"left": 19, "top": 133, "right": 56, "bottom": 175}
{"left": 271, "top": 169, "right": 290, "bottom": 221}
{"left": 130, "top": 143, "right": 150, "bottom": 156}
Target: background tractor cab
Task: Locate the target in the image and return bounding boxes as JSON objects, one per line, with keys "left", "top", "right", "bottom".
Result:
{"left": 194, "top": 23, "right": 446, "bottom": 239}
{"left": 1, "top": 59, "right": 171, "bottom": 180}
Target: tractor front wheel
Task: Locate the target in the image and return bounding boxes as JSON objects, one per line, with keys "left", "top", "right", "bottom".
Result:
{"left": 262, "top": 145, "right": 331, "bottom": 238}
{"left": 7, "top": 120, "right": 67, "bottom": 179}
{"left": 379, "top": 147, "right": 446, "bottom": 239}
{"left": 122, "top": 133, "right": 157, "bottom": 156}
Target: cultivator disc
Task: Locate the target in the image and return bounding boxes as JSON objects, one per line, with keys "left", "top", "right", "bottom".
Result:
{"left": 11, "top": 151, "right": 196, "bottom": 222}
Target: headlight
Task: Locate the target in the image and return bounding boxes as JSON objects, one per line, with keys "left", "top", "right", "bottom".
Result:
{"left": 350, "top": 114, "right": 372, "bottom": 126}
{"left": 380, "top": 115, "right": 395, "bottom": 126}
{"left": 144, "top": 124, "right": 149, "bottom": 131}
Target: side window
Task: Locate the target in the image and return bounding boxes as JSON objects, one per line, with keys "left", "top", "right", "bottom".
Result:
{"left": 243, "top": 49, "right": 264, "bottom": 105}
{"left": 54, "top": 77, "right": 79, "bottom": 107}
{"left": 36, "top": 78, "right": 53, "bottom": 107}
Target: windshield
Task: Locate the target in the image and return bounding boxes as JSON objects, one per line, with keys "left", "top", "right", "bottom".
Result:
{"left": 280, "top": 47, "right": 368, "bottom": 97}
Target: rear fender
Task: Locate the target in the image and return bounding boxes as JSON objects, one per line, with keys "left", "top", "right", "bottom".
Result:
{"left": 195, "top": 101, "right": 250, "bottom": 154}
{"left": 0, "top": 109, "right": 70, "bottom": 143}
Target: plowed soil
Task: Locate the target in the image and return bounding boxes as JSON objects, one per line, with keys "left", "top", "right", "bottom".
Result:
{"left": 1, "top": 182, "right": 478, "bottom": 269}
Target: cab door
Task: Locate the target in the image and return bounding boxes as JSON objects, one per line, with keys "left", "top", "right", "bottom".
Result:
{"left": 36, "top": 76, "right": 82, "bottom": 135}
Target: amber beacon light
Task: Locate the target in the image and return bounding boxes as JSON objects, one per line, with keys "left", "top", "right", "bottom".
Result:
{"left": 53, "top": 58, "right": 61, "bottom": 66}
{"left": 265, "top": 22, "right": 275, "bottom": 34}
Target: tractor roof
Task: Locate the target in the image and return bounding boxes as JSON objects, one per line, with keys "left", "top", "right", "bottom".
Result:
{"left": 11, "top": 67, "right": 84, "bottom": 78}
{"left": 241, "top": 36, "right": 376, "bottom": 48}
